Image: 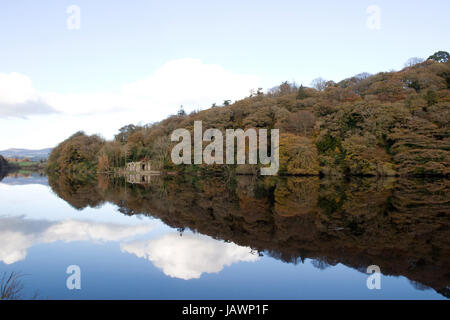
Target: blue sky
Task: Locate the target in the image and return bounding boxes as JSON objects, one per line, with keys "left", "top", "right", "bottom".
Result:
{"left": 0, "top": 0, "right": 449, "bottom": 149}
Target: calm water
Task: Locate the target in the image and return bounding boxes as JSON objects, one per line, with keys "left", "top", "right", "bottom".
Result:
{"left": 0, "top": 172, "right": 448, "bottom": 299}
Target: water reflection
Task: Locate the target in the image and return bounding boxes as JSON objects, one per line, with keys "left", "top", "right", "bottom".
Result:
{"left": 0, "top": 171, "right": 47, "bottom": 186}
{"left": 0, "top": 215, "right": 153, "bottom": 264}
{"left": 45, "top": 173, "right": 449, "bottom": 297}
{"left": 121, "top": 233, "right": 259, "bottom": 280}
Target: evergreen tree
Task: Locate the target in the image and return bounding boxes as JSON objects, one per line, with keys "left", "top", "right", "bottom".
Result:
{"left": 296, "top": 85, "right": 310, "bottom": 100}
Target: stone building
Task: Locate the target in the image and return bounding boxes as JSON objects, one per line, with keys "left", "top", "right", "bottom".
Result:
{"left": 123, "top": 161, "right": 159, "bottom": 184}
{"left": 126, "top": 174, "right": 151, "bottom": 184}
{"left": 126, "top": 161, "right": 151, "bottom": 172}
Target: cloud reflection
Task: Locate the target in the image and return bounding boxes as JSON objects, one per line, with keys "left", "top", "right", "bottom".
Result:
{"left": 0, "top": 215, "right": 153, "bottom": 264}
{"left": 121, "top": 233, "right": 259, "bottom": 280}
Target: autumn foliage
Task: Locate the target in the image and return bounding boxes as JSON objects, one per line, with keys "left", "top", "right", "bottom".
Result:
{"left": 48, "top": 52, "right": 450, "bottom": 177}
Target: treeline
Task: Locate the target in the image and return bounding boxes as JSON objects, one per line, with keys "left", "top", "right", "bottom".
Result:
{"left": 47, "top": 51, "right": 450, "bottom": 177}
{"left": 0, "top": 155, "right": 21, "bottom": 172}
{"left": 0, "top": 155, "right": 9, "bottom": 172}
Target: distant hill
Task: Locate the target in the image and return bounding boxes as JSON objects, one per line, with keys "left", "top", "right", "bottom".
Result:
{"left": 0, "top": 148, "right": 53, "bottom": 161}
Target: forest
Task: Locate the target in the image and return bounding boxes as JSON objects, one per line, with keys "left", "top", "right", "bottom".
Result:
{"left": 47, "top": 51, "right": 450, "bottom": 177}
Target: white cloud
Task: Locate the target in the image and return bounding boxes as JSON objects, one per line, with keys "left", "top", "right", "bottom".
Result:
{"left": 0, "top": 59, "right": 260, "bottom": 120}
{"left": 0, "top": 73, "right": 57, "bottom": 118}
{"left": 0, "top": 73, "right": 38, "bottom": 104}
{"left": 121, "top": 232, "right": 259, "bottom": 280}
{"left": 120, "top": 58, "right": 261, "bottom": 116}
{"left": 0, "top": 216, "right": 154, "bottom": 264}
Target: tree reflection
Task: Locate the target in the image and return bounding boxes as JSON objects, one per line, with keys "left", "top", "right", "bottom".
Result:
{"left": 48, "top": 173, "right": 450, "bottom": 297}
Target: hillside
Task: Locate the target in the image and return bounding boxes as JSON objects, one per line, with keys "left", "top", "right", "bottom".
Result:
{"left": 0, "top": 148, "right": 53, "bottom": 161}
{"left": 48, "top": 52, "right": 450, "bottom": 177}
{"left": 0, "top": 155, "right": 8, "bottom": 171}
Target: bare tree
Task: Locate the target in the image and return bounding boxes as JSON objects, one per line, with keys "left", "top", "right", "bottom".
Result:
{"left": 152, "top": 135, "right": 171, "bottom": 167}
{"left": 285, "top": 110, "right": 316, "bottom": 135}
{"left": 404, "top": 57, "right": 424, "bottom": 67}
{"left": 311, "top": 77, "right": 327, "bottom": 91}
{"left": 355, "top": 72, "right": 371, "bottom": 80}
{"left": 0, "top": 272, "right": 24, "bottom": 300}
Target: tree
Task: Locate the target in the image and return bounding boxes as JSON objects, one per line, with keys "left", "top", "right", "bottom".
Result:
{"left": 293, "top": 110, "right": 316, "bottom": 135}
{"left": 177, "top": 105, "right": 186, "bottom": 116}
{"left": 404, "top": 57, "right": 424, "bottom": 67}
{"left": 223, "top": 100, "right": 231, "bottom": 106}
{"left": 425, "top": 89, "right": 437, "bottom": 107}
{"left": 114, "top": 124, "right": 139, "bottom": 143}
{"left": 311, "top": 78, "right": 327, "bottom": 91}
{"left": 428, "top": 51, "right": 449, "bottom": 63}
{"left": 152, "top": 135, "right": 171, "bottom": 167}
{"left": 296, "top": 85, "right": 310, "bottom": 100}
{"left": 279, "top": 133, "right": 320, "bottom": 175}
{"left": 279, "top": 81, "right": 296, "bottom": 94}
{"left": 355, "top": 72, "right": 371, "bottom": 80}
{"left": 47, "top": 132, "right": 105, "bottom": 173}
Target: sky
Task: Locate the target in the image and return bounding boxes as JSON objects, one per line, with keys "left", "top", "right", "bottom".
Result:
{"left": 0, "top": 0, "right": 449, "bottom": 150}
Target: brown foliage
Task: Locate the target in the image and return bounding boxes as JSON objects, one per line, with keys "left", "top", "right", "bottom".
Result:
{"left": 49, "top": 60, "right": 450, "bottom": 177}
